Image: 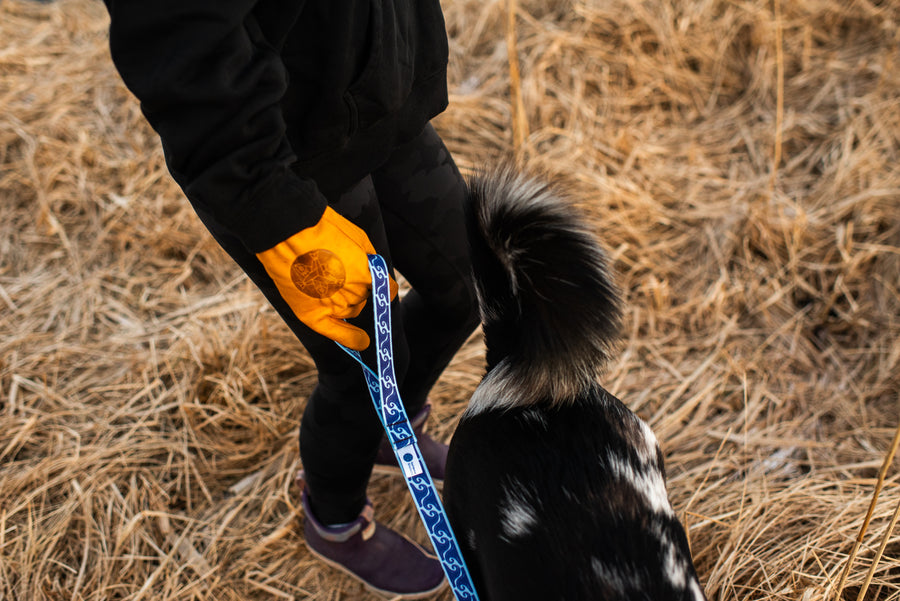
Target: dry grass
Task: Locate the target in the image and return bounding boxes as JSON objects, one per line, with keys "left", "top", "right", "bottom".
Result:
{"left": 1, "top": 0, "right": 899, "bottom": 599}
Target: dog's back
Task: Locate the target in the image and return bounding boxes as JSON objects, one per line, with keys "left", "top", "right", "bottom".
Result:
{"left": 444, "top": 167, "right": 706, "bottom": 601}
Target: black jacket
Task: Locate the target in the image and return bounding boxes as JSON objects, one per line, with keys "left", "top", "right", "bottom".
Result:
{"left": 103, "top": 0, "right": 450, "bottom": 253}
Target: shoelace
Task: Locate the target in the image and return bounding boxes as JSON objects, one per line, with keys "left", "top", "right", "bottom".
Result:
{"left": 336, "top": 254, "right": 480, "bottom": 601}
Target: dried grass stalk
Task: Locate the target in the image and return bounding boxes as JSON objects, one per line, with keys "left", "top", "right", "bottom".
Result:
{"left": 2, "top": 0, "right": 899, "bottom": 599}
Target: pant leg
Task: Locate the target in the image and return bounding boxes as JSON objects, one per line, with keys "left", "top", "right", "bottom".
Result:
{"left": 372, "top": 123, "right": 480, "bottom": 412}
{"left": 192, "top": 176, "right": 407, "bottom": 525}
{"left": 296, "top": 176, "right": 416, "bottom": 525}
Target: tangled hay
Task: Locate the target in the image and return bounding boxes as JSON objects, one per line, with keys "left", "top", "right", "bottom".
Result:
{"left": 1, "top": 0, "right": 898, "bottom": 599}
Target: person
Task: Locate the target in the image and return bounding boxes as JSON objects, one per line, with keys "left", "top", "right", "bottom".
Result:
{"left": 100, "top": 1, "right": 480, "bottom": 597}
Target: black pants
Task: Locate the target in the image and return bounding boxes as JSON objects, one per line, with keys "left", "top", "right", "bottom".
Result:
{"left": 193, "top": 124, "right": 479, "bottom": 524}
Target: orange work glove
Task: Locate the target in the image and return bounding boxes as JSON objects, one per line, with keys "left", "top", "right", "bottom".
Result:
{"left": 256, "top": 207, "right": 398, "bottom": 350}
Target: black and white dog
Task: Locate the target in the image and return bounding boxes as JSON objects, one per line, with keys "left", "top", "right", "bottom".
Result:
{"left": 443, "top": 167, "right": 706, "bottom": 601}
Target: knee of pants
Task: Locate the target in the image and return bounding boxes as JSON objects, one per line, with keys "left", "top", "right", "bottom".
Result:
{"left": 299, "top": 385, "right": 384, "bottom": 457}
{"left": 436, "top": 276, "right": 481, "bottom": 335}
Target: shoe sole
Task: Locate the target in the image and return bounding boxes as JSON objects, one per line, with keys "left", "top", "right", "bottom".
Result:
{"left": 304, "top": 540, "right": 448, "bottom": 599}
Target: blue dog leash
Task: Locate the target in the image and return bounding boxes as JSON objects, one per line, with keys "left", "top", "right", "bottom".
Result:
{"left": 336, "top": 254, "right": 480, "bottom": 601}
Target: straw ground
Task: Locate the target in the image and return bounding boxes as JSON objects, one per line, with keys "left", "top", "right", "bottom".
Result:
{"left": 1, "top": 0, "right": 898, "bottom": 599}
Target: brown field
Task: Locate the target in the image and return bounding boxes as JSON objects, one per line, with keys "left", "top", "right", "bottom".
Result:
{"left": 1, "top": 0, "right": 899, "bottom": 599}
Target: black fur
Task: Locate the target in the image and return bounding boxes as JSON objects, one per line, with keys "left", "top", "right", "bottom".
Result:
{"left": 443, "top": 167, "right": 706, "bottom": 601}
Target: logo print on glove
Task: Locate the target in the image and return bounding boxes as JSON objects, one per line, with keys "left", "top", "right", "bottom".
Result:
{"left": 290, "top": 249, "right": 346, "bottom": 298}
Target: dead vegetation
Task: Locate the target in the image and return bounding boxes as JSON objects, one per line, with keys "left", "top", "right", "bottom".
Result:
{"left": 1, "top": 0, "right": 898, "bottom": 599}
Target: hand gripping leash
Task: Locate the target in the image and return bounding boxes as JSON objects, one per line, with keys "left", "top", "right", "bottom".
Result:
{"left": 336, "top": 254, "right": 480, "bottom": 601}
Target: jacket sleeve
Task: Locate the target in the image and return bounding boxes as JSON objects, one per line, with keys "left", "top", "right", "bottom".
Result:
{"left": 104, "top": 0, "right": 327, "bottom": 253}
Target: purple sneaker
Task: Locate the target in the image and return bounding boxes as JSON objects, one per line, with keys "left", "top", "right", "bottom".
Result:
{"left": 373, "top": 403, "right": 448, "bottom": 483}
{"left": 300, "top": 484, "right": 446, "bottom": 598}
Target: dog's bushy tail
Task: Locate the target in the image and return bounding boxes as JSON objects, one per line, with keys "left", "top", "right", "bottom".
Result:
{"left": 466, "top": 166, "right": 623, "bottom": 409}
